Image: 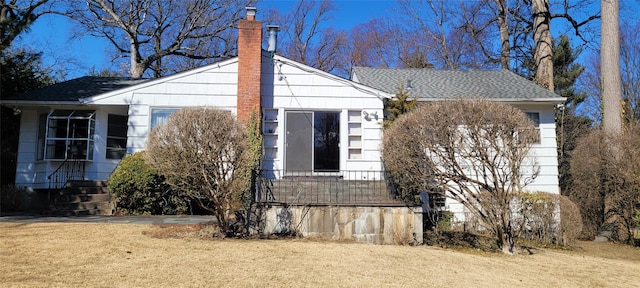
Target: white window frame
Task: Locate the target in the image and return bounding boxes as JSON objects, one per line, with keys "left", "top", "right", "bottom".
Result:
{"left": 43, "top": 110, "right": 96, "bottom": 161}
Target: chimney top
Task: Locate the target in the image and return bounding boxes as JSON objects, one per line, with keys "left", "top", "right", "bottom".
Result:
{"left": 246, "top": 7, "right": 257, "bottom": 20}
{"left": 266, "top": 25, "right": 280, "bottom": 53}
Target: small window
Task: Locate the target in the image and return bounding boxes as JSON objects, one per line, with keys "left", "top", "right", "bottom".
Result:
{"left": 525, "top": 112, "right": 540, "bottom": 143}
{"left": 150, "top": 108, "right": 179, "bottom": 129}
{"left": 107, "top": 115, "right": 128, "bottom": 159}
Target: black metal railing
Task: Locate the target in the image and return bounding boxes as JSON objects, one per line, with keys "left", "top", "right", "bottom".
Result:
{"left": 48, "top": 159, "right": 86, "bottom": 190}
{"left": 256, "top": 170, "right": 403, "bottom": 206}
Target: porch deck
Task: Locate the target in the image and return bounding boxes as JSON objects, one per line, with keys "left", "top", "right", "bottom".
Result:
{"left": 256, "top": 170, "right": 405, "bottom": 206}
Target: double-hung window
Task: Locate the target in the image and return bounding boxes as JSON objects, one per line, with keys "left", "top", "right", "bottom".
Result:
{"left": 106, "top": 115, "right": 128, "bottom": 159}
{"left": 42, "top": 110, "right": 96, "bottom": 160}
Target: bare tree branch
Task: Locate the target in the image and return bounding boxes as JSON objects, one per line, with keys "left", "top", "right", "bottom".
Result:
{"left": 68, "top": 0, "right": 254, "bottom": 78}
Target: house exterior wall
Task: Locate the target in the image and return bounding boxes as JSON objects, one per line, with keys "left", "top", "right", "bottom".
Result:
{"left": 260, "top": 56, "right": 385, "bottom": 177}
{"left": 444, "top": 102, "right": 561, "bottom": 222}
{"left": 14, "top": 105, "right": 128, "bottom": 190}
{"left": 86, "top": 54, "right": 386, "bottom": 181}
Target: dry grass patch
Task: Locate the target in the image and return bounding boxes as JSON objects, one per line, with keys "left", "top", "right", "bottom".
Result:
{"left": 143, "top": 224, "right": 222, "bottom": 239}
{"left": 1, "top": 222, "right": 639, "bottom": 287}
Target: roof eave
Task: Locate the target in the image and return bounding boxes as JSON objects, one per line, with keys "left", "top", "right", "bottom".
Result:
{"left": 0, "top": 100, "right": 83, "bottom": 106}
{"left": 415, "top": 97, "right": 566, "bottom": 104}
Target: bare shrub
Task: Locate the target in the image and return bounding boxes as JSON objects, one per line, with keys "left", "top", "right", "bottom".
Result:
{"left": 520, "top": 192, "right": 558, "bottom": 244}
{"left": 146, "top": 108, "right": 247, "bottom": 236}
{"left": 383, "top": 99, "right": 539, "bottom": 254}
{"left": 558, "top": 195, "right": 583, "bottom": 245}
{"left": 393, "top": 223, "right": 414, "bottom": 245}
{"left": 569, "top": 123, "right": 640, "bottom": 243}
{"left": 518, "top": 192, "right": 582, "bottom": 246}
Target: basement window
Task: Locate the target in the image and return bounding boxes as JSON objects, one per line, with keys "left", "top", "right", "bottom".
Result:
{"left": 44, "top": 110, "right": 96, "bottom": 160}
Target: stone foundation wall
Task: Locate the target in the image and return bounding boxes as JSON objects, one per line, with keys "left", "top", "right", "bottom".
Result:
{"left": 262, "top": 206, "right": 423, "bottom": 244}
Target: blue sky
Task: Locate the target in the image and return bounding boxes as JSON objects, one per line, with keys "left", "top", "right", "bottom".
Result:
{"left": 14, "top": 0, "right": 395, "bottom": 79}
{"left": 11, "top": 0, "right": 639, "bottom": 80}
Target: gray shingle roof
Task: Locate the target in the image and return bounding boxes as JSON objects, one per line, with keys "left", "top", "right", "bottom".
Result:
{"left": 351, "top": 67, "right": 563, "bottom": 101}
{"left": 4, "top": 76, "right": 149, "bottom": 102}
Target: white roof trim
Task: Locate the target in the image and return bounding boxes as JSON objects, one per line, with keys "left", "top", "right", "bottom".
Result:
{"left": 271, "top": 54, "right": 393, "bottom": 100}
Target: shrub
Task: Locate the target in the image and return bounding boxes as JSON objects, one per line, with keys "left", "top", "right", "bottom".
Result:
{"left": 108, "top": 152, "right": 189, "bottom": 215}
{"left": 145, "top": 108, "right": 247, "bottom": 235}
{"left": 0, "top": 185, "right": 24, "bottom": 211}
{"left": 519, "top": 192, "right": 582, "bottom": 246}
{"left": 558, "top": 194, "right": 583, "bottom": 245}
{"left": 569, "top": 124, "right": 640, "bottom": 243}
{"left": 383, "top": 99, "right": 539, "bottom": 254}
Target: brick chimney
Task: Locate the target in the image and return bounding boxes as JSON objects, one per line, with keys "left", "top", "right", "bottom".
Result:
{"left": 237, "top": 7, "right": 262, "bottom": 125}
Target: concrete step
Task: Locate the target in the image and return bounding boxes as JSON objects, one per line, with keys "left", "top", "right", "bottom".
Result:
{"left": 60, "top": 186, "right": 109, "bottom": 195}
{"left": 51, "top": 180, "right": 113, "bottom": 216}
{"left": 64, "top": 180, "right": 108, "bottom": 188}
{"left": 43, "top": 208, "right": 113, "bottom": 216}
{"left": 55, "top": 201, "right": 114, "bottom": 211}
{"left": 57, "top": 193, "right": 111, "bottom": 203}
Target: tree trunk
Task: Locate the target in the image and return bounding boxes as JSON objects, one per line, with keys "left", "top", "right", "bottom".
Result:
{"left": 601, "top": 0, "right": 622, "bottom": 135}
{"left": 129, "top": 42, "right": 145, "bottom": 78}
{"left": 533, "top": 0, "right": 554, "bottom": 91}
{"left": 495, "top": 0, "right": 510, "bottom": 70}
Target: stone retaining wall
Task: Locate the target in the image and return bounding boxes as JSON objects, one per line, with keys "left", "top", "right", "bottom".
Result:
{"left": 262, "top": 206, "right": 423, "bottom": 244}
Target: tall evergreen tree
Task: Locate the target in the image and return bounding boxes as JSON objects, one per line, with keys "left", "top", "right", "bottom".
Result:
{"left": 1, "top": 50, "right": 54, "bottom": 186}
{"left": 383, "top": 86, "right": 417, "bottom": 129}
{"left": 553, "top": 35, "right": 586, "bottom": 106}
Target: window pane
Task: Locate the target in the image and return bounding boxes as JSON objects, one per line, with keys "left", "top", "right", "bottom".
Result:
{"left": 314, "top": 112, "right": 340, "bottom": 171}
{"left": 107, "top": 114, "right": 128, "bottom": 159}
{"left": 48, "top": 119, "right": 68, "bottom": 138}
{"left": 87, "top": 140, "right": 94, "bottom": 160}
{"left": 108, "top": 115, "right": 128, "bottom": 135}
{"left": 150, "top": 109, "right": 178, "bottom": 129}
{"left": 46, "top": 140, "right": 67, "bottom": 159}
{"left": 69, "top": 140, "right": 88, "bottom": 159}
{"left": 106, "top": 138, "right": 127, "bottom": 159}
{"left": 69, "top": 119, "right": 89, "bottom": 138}
{"left": 525, "top": 112, "right": 540, "bottom": 127}
{"left": 37, "top": 113, "right": 47, "bottom": 160}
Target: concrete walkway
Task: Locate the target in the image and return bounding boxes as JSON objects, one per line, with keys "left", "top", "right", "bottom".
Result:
{"left": 0, "top": 213, "right": 216, "bottom": 225}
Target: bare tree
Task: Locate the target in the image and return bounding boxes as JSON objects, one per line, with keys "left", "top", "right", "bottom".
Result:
{"left": 146, "top": 108, "right": 247, "bottom": 235}
{"left": 383, "top": 99, "right": 540, "bottom": 254}
{"left": 68, "top": 0, "right": 253, "bottom": 78}
{"left": 0, "top": 0, "right": 60, "bottom": 52}
{"left": 267, "top": 0, "right": 347, "bottom": 75}
{"left": 396, "top": 0, "right": 479, "bottom": 70}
